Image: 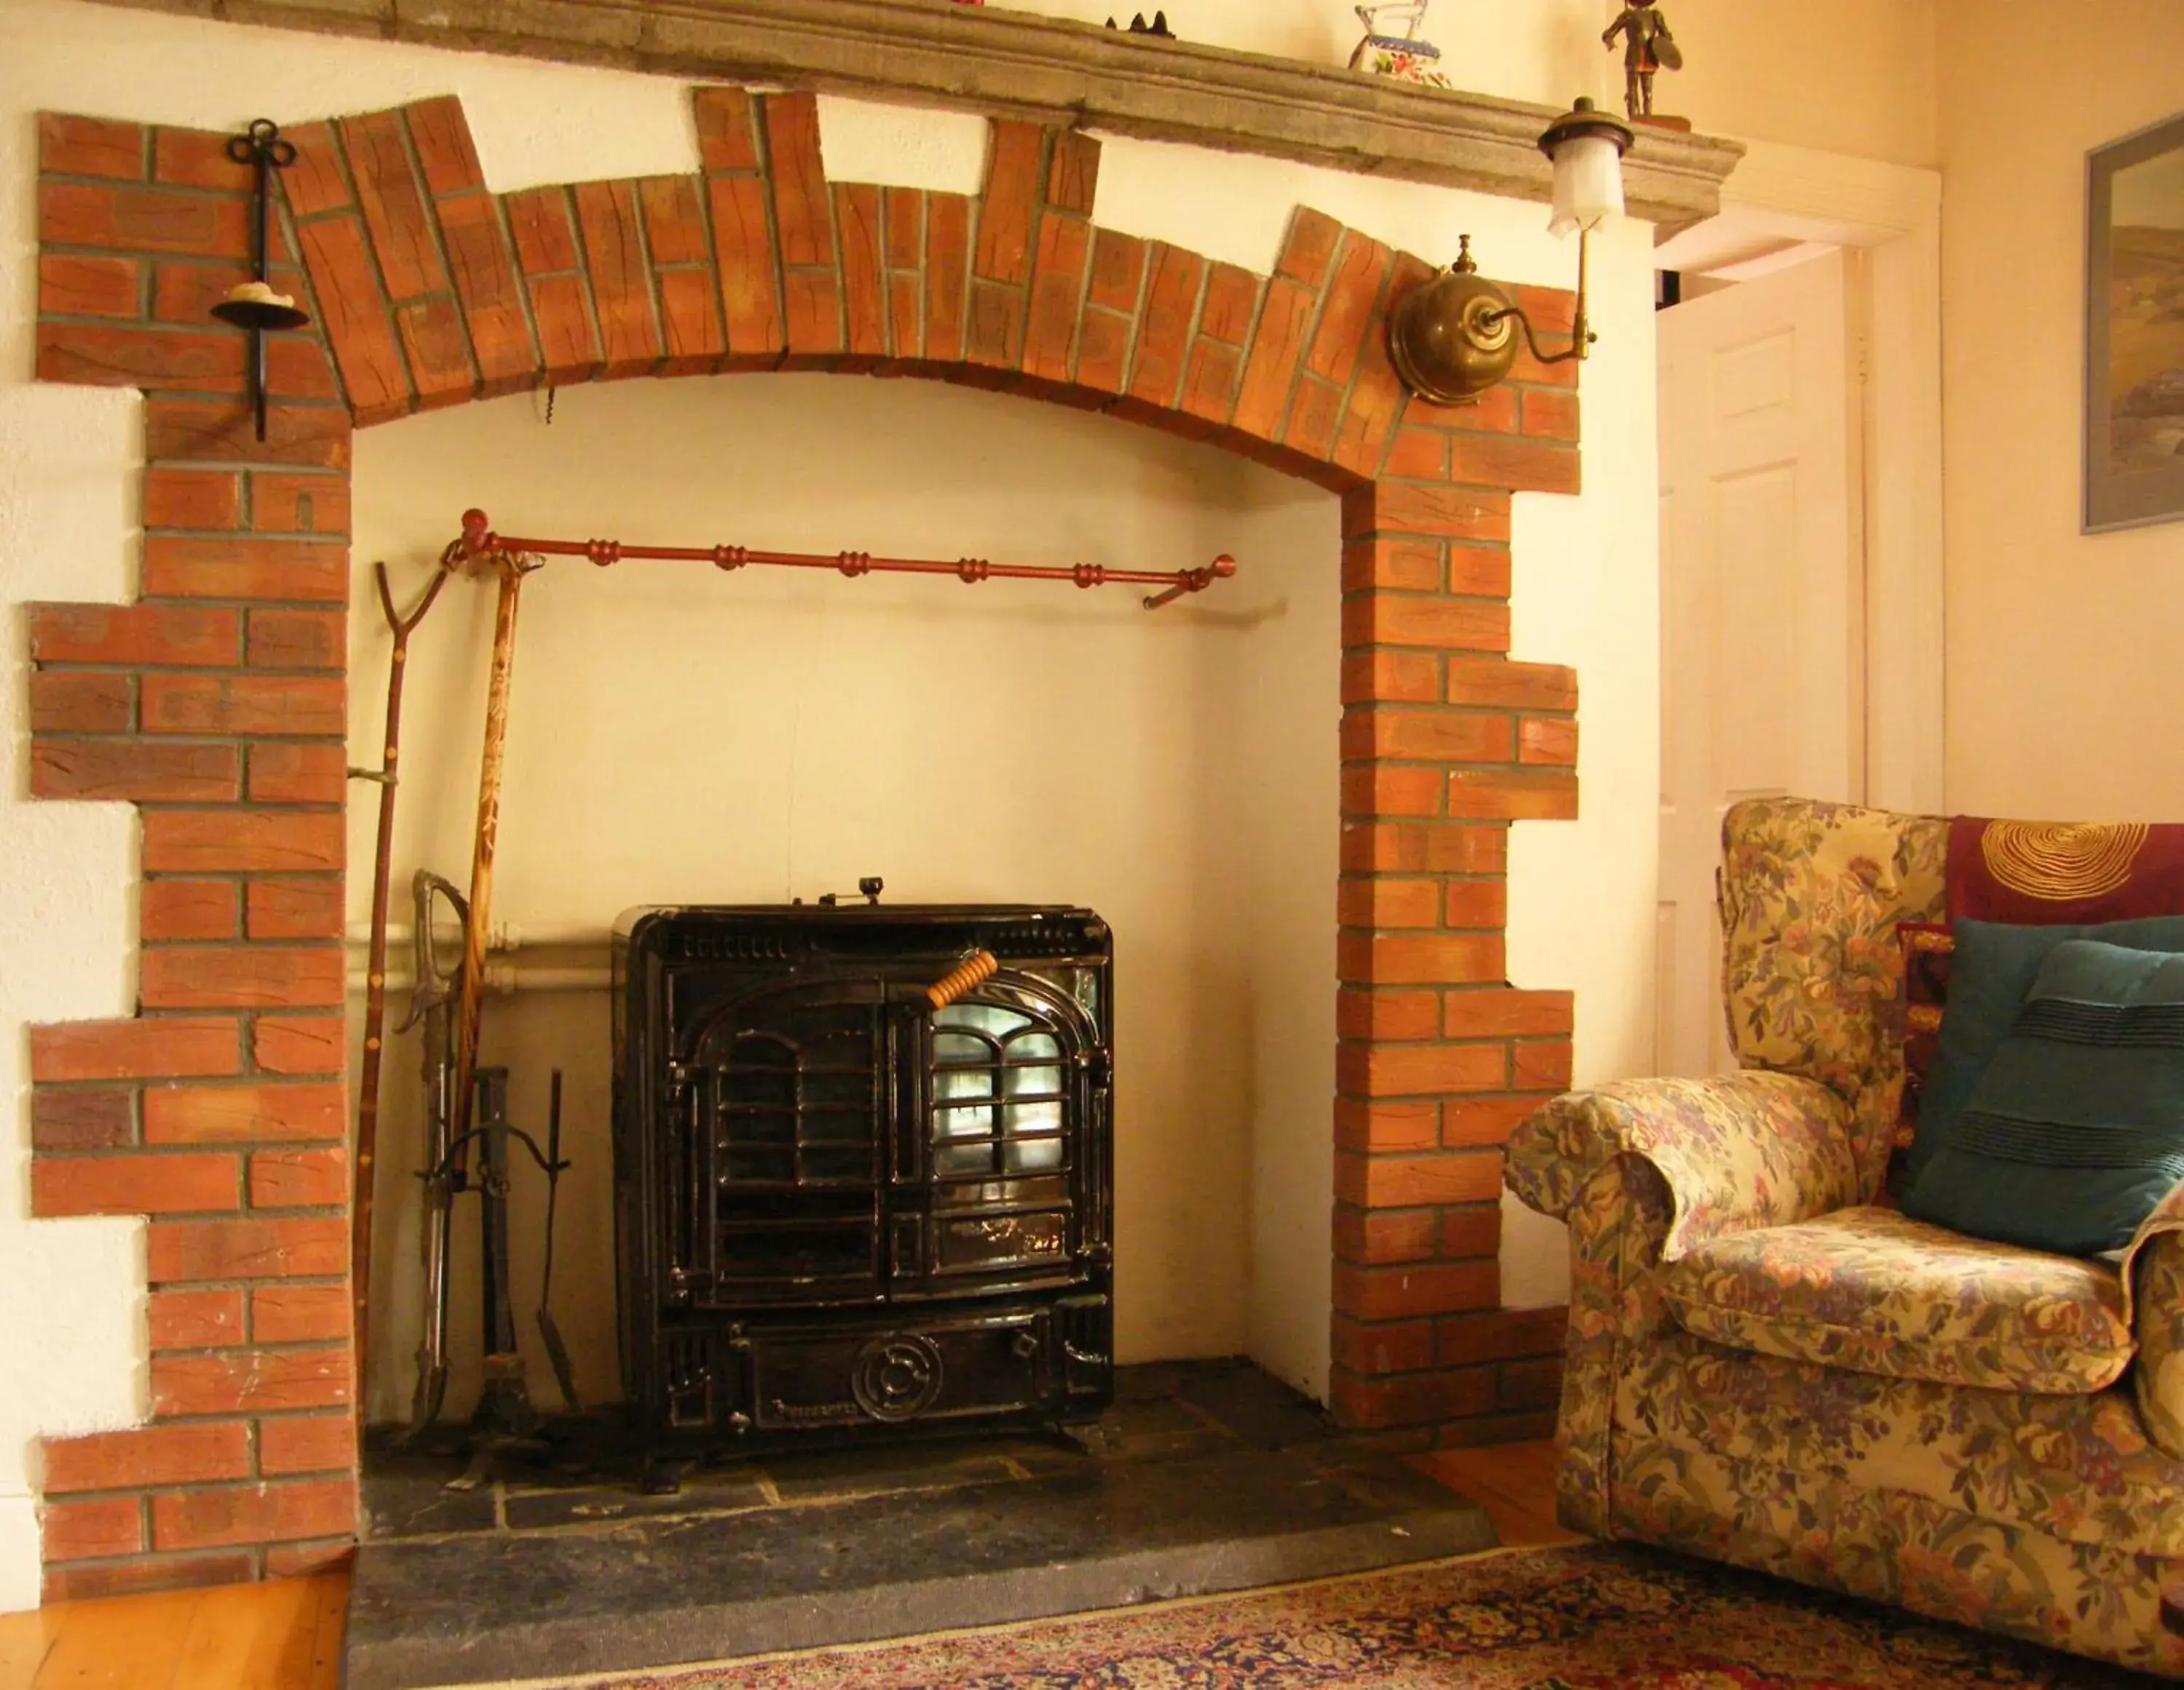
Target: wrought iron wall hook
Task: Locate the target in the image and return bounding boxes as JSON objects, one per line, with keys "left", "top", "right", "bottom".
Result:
{"left": 208, "top": 119, "right": 310, "bottom": 441}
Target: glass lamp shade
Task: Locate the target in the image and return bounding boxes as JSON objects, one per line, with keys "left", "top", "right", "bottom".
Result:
{"left": 1548, "top": 133, "right": 1625, "bottom": 237}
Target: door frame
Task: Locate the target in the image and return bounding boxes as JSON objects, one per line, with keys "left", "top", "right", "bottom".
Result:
{"left": 1661, "top": 140, "right": 1945, "bottom": 815}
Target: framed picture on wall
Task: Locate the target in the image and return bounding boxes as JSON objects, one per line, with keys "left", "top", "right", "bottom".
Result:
{"left": 2086, "top": 111, "right": 2184, "bottom": 533}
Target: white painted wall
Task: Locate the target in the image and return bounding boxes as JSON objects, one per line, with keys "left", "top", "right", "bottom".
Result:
{"left": 0, "top": 0, "right": 1664, "bottom": 1606}
{"left": 1936, "top": 0, "right": 2184, "bottom": 822}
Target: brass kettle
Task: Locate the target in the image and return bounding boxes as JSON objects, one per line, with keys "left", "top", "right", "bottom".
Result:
{"left": 1385, "top": 235, "right": 1519, "bottom": 407}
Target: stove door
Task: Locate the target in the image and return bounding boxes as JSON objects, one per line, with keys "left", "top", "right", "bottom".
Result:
{"left": 890, "top": 975, "right": 1098, "bottom": 1298}
{"left": 684, "top": 978, "right": 891, "bottom": 1306}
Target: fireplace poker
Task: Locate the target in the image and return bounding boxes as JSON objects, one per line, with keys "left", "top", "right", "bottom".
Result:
{"left": 537, "top": 1068, "right": 578, "bottom": 1411}
{"left": 350, "top": 551, "right": 456, "bottom": 1406}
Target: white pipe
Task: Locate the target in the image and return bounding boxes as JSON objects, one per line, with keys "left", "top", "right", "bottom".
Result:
{"left": 348, "top": 964, "right": 612, "bottom": 996}
{"left": 342, "top": 919, "right": 612, "bottom": 952}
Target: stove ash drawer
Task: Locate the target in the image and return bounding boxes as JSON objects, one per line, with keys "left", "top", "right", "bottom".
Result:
{"left": 660, "top": 1298, "right": 1112, "bottom": 1437}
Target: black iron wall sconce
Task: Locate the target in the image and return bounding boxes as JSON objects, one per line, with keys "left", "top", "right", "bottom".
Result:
{"left": 1388, "top": 98, "right": 1633, "bottom": 405}
{"left": 207, "top": 119, "right": 312, "bottom": 441}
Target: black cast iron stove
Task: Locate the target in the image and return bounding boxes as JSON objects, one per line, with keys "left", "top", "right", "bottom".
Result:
{"left": 612, "top": 897, "right": 1114, "bottom": 1463}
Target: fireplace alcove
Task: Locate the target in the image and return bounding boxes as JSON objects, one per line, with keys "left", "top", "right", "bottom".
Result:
{"left": 350, "top": 371, "right": 1343, "bottom": 1434}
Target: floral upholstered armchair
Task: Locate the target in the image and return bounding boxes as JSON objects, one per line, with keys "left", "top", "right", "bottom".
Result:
{"left": 1506, "top": 797, "right": 2184, "bottom": 1678}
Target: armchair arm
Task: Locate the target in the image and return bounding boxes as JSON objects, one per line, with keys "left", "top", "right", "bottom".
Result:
{"left": 1505, "top": 1070, "right": 1862, "bottom": 1263}
{"left": 1508, "top": 1071, "right": 1861, "bottom": 1539}
{"left": 2123, "top": 1176, "right": 2184, "bottom": 1461}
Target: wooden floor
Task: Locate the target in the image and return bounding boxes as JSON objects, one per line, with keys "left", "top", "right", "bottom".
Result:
{"left": 1413, "top": 1439, "right": 1578, "bottom": 1551}
{"left": 0, "top": 1441, "right": 1566, "bottom": 1689}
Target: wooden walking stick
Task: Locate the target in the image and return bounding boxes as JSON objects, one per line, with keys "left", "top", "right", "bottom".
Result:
{"left": 350, "top": 550, "right": 455, "bottom": 1408}
{"left": 448, "top": 511, "right": 543, "bottom": 1165}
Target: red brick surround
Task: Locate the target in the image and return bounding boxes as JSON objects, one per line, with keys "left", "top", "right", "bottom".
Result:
{"left": 28, "top": 88, "right": 1579, "bottom": 1600}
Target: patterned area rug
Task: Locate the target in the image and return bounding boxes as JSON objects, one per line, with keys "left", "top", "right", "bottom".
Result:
{"left": 519, "top": 1542, "right": 2149, "bottom": 1689}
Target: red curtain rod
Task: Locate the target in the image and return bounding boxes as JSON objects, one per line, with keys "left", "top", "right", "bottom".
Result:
{"left": 455, "top": 509, "right": 1235, "bottom": 610}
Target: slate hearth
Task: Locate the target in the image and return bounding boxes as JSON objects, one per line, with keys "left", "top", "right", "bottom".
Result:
{"left": 344, "top": 1358, "right": 1497, "bottom": 1689}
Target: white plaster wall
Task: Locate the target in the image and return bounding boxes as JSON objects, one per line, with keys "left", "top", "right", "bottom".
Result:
{"left": 0, "top": 0, "right": 1664, "bottom": 1605}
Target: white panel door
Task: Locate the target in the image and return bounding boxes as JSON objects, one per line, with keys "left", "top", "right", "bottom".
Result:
{"left": 1656, "top": 251, "right": 1864, "bottom": 1076}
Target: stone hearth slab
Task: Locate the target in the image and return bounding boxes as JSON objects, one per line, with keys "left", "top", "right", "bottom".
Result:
{"left": 343, "top": 1360, "right": 1496, "bottom": 1690}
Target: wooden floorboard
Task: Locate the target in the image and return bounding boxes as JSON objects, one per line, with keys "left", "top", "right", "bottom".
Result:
{"left": 0, "top": 1604, "right": 61, "bottom": 1690}
{"left": 0, "top": 1440, "right": 1572, "bottom": 1686}
{"left": 0, "top": 1575, "right": 345, "bottom": 1690}
{"left": 1412, "top": 1439, "right": 1580, "bottom": 1548}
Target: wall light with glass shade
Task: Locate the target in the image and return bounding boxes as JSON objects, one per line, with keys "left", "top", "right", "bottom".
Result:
{"left": 1388, "top": 97, "right": 1633, "bottom": 405}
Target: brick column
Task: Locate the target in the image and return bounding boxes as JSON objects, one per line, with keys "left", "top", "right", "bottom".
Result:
{"left": 1326, "top": 309, "right": 1584, "bottom": 1448}
{"left": 28, "top": 113, "right": 357, "bottom": 1600}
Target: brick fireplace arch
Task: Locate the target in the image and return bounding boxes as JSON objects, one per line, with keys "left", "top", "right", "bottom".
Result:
{"left": 25, "top": 87, "right": 1580, "bottom": 1599}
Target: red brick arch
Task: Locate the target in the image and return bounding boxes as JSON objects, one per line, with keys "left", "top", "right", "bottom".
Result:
{"left": 26, "top": 87, "right": 1581, "bottom": 1600}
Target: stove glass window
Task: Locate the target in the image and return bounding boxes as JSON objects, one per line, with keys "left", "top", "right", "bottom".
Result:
{"left": 932, "top": 1003, "right": 1067, "bottom": 1175}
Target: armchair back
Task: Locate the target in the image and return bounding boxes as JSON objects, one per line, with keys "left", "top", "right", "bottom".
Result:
{"left": 1719, "top": 797, "right": 1945, "bottom": 1199}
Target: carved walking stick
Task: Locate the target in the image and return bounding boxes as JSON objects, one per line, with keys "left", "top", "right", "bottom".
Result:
{"left": 350, "top": 550, "right": 455, "bottom": 1408}
{"left": 448, "top": 518, "right": 542, "bottom": 1169}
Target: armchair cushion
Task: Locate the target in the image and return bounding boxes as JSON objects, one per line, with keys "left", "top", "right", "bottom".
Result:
{"left": 1659, "top": 1207, "right": 2135, "bottom": 1394}
{"left": 1905, "top": 937, "right": 2184, "bottom": 1255}
{"left": 1907, "top": 915, "right": 2184, "bottom": 1183}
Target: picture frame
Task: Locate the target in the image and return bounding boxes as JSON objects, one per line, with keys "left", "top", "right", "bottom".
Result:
{"left": 2084, "top": 110, "right": 2184, "bottom": 533}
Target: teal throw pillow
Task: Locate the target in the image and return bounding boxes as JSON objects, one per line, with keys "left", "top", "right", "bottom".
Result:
{"left": 1902, "top": 939, "right": 2184, "bottom": 1255}
{"left": 1906, "top": 913, "right": 2184, "bottom": 1181}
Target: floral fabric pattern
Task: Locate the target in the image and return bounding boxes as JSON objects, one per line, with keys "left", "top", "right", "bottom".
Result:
{"left": 1610, "top": 1424, "right": 2184, "bottom": 1678}
{"left": 1504, "top": 1071, "right": 1859, "bottom": 1261}
{"left": 1720, "top": 796, "right": 1947, "bottom": 1199}
{"left": 2138, "top": 1233, "right": 2184, "bottom": 1461}
{"left": 1622, "top": 1325, "right": 2184, "bottom": 1555}
{"left": 1554, "top": 1152, "right": 1676, "bottom": 1539}
{"left": 1659, "top": 1206, "right": 2135, "bottom": 1395}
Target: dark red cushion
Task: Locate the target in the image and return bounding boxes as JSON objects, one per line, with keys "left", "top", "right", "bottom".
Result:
{"left": 1947, "top": 816, "right": 2184, "bottom": 923}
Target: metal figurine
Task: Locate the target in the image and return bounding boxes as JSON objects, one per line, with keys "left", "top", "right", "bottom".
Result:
{"left": 1603, "top": 0, "right": 1682, "bottom": 122}
{"left": 207, "top": 120, "right": 309, "bottom": 442}
{"left": 1104, "top": 12, "right": 1174, "bottom": 36}
{"left": 349, "top": 553, "right": 456, "bottom": 1413}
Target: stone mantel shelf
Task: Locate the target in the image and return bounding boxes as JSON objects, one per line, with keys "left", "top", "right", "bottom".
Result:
{"left": 76, "top": 0, "right": 1742, "bottom": 224}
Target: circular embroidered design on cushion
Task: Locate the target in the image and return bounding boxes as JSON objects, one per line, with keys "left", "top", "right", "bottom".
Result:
{"left": 1979, "top": 820, "right": 2148, "bottom": 901}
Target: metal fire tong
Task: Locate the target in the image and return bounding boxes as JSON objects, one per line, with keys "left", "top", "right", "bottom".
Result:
{"left": 403, "top": 870, "right": 468, "bottom": 1439}
{"left": 403, "top": 872, "right": 579, "bottom": 1473}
